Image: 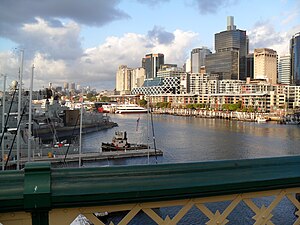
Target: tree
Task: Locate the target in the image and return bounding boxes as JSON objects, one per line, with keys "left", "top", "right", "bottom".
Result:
{"left": 100, "top": 96, "right": 110, "bottom": 102}
{"left": 138, "top": 99, "right": 147, "bottom": 107}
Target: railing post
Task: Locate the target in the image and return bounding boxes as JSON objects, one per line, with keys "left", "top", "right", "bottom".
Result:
{"left": 23, "top": 162, "right": 51, "bottom": 225}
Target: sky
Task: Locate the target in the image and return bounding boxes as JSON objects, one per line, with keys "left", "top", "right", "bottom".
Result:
{"left": 0, "top": 0, "right": 299, "bottom": 91}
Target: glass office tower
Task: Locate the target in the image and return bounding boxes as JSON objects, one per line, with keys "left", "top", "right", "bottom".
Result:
{"left": 142, "top": 53, "right": 164, "bottom": 79}
{"left": 191, "top": 47, "right": 212, "bottom": 73}
{"left": 206, "top": 16, "right": 248, "bottom": 80}
{"left": 278, "top": 55, "right": 291, "bottom": 85}
{"left": 290, "top": 32, "right": 300, "bottom": 85}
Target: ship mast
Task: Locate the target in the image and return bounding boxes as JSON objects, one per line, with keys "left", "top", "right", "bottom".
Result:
{"left": 17, "top": 49, "right": 24, "bottom": 170}
{"left": 28, "top": 64, "right": 34, "bottom": 162}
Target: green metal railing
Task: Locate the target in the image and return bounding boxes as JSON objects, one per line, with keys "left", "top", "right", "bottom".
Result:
{"left": 1, "top": 156, "right": 300, "bottom": 224}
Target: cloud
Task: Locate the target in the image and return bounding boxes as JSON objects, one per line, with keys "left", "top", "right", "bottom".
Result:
{"left": 191, "top": 0, "right": 238, "bottom": 14}
{"left": 17, "top": 18, "right": 83, "bottom": 60}
{"left": 147, "top": 26, "right": 175, "bottom": 45}
{"left": 77, "top": 29, "right": 197, "bottom": 89}
{"left": 0, "top": 0, "right": 129, "bottom": 45}
{"left": 0, "top": 28, "right": 198, "bottom": 91}
{"left": 137, "top": 0, "right": 170, "bottom": 6}
{"left": 248, "top": 20, "right": 296, "bottom": 56}
{"left": 83, "top": 29, "right": 197, "bottom": 89}
{"left": 0, "top": 0, "right": 129, "bottom": 29}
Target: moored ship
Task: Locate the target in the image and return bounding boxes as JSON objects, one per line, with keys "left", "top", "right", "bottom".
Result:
{"left": 115, "top": 104, "right": 148, "bottom": 114}
{"left": 102, "top": 131, "right": 148, "bottom": 151}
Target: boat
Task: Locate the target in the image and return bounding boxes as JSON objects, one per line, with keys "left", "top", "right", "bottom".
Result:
{"left": 101, "top": 131, "right": 148, "bottom": 151}
{"left": 115, "top": 104, "right": 148, "bottom": 114}
{"left": 256, "top": 116, "right": 267, "bottom": 123}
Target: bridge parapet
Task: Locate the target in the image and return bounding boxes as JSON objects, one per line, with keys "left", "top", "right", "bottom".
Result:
{"left": 1, "top": 156, "right": 300, "bottom": 224}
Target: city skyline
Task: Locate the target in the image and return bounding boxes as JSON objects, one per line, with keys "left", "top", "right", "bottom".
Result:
{"left": 0, "top": 0, "right": 299, "bottom": 91}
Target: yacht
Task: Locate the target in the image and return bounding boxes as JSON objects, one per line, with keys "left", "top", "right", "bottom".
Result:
{"left": 115, "top": 104, "right": 148, "bottom": 114}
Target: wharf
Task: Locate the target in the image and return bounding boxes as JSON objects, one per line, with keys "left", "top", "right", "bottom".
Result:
{"left": 18, "top": 149, "right": 163, "bottom": 165}
{"left": 34, "top": 121, "right": 118, "bottom": 141}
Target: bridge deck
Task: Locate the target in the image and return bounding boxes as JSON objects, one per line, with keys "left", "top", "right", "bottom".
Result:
{"left": 0, "top": 155, "right": 300, "bottom": 213}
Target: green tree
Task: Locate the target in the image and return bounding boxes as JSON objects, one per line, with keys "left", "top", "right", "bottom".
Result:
{"left": 138, "top": 99, "right": 147, "bottom": 107}
{"left": 100, "top": 96, "right": 110, "bottom": 102}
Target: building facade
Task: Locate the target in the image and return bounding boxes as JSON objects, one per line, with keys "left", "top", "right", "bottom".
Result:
{"left": 254, "top": 48, "right": 277, "bottom": 84}
{"left": 131, "top": 67, "right": 145, "bottom": 89}
{"left": 206, "top": 16, "right": 248, "bottom": 80}
{"left": 116, "top": 65, "right": 132, "bottom": 95}
{"left": 278, "top": 55, "right": 291, "bottom": 85}
{"left": 191, "top": 47, "right": 212, "bottom": 73}
{"left": 246, "top": 54, "right": 254, "bottom": 79}
{"left": 290, "top": 32, "right": 300, "bottom": 85}
{"left": 142, "top": 53, "right": 164, "bottom": 79}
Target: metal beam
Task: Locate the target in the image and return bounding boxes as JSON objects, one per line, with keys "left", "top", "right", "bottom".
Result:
{"left": 0, "top": 156, "right": 300, "bottom": 223}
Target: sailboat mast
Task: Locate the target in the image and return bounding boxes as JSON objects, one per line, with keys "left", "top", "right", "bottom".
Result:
{"left": 17, "top": 49, "right": 24, "bottom": 170}
{"left": 28, "top": 64, "right": 34, "bottom": 162}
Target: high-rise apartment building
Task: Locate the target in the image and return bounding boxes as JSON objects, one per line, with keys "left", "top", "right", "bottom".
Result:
{"left": 131, "top": 67, "right": 145, "bottom": 89}
{"left": 278, "top": 55, "right": 291, "bottom": 85}
{"left": 116, "top": 65, "right": 132, "bottom": 94}
{"left": 290, "top": 32, "right": 300, "bottom": 85}
{"left": 206, "top": 16, "right": 248, "bottom": 80}
{"left": 142, "top": 53, "right": 164, "bottom": 79}
{"left": 63, "top": 82, "right": 69, "bottom": 90}
{"left": 254, "top": 48, "right": 277, "bottom": 84}
{"left": 191, "top": 47, "right": 211, "bottom": 73}
{"left": 116, "top": 65, "right": 145, "bottom": 94}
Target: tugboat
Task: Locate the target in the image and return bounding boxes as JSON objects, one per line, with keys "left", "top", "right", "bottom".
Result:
{"left": 101, "top": 131, "right": 148, "bottom": 152}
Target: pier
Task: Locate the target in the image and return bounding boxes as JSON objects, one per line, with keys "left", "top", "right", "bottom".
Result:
{"left": 1, "top": 156, "right": 300, "bottom": 224}
{"left": 5, "top": 149, "right": 163, "bottom": 167}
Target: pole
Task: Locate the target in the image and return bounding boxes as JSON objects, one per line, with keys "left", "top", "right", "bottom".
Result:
{"left": 79, "top": 97, "right": 83, "bottom": 167}
{"left": 1, "top": 75, "right": 6, "bottom": 170}
{"left": 28, "top": 64, "right": 34, "bottom": 162}
{"left": 150, "top": 108, "right": 157, "bottom": 164}
{"left": 17, "top": 49, "right": 24, "bottom": 170}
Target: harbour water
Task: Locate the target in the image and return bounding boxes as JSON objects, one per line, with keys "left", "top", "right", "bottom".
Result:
{"left": 82, "top": 113, "right": 300, "bottom": 166}
{"left": 76, "top": 113, "right": 300, "bottom": 224}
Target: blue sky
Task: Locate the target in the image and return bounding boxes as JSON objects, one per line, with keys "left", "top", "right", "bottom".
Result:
{"left": 0, "top": 0, "right": 299, "bottom": 91}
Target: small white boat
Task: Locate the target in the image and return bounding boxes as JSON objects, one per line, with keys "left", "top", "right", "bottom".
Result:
{"left": 256, "top": 116, "right": 267, "bottom": 123}
{"left": 115, "top": 104, "right": 148, "bottom": 114}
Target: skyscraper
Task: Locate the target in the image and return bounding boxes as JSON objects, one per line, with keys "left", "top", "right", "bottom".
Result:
{"left": 191, "top": 47, "right": 211, "bottom": 73}
{"left": 254, "top": 48, "right": 277, "bottom": 84}
{"left": 142, "top": 53, "right": 164, "bottom": 79}
{"left": 278, "top": 55, "right": 291, "bottom": 85}
{"left": 290, "top": 32, "right": 300, "bottom": 85}
{"left": 206, "top": 16, "right": 248, "bottom": 80}
{"left": 246, "top": 53, "right": 254, "bottom": 79}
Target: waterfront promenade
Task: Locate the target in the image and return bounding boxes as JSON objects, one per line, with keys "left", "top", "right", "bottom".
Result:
{"left": 152, "top": 107, "right": 298, "bottom": 123}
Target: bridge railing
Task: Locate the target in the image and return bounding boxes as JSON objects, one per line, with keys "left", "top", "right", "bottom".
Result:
{"left": 1, "top": 155, "right": 300, "bottom": 225}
